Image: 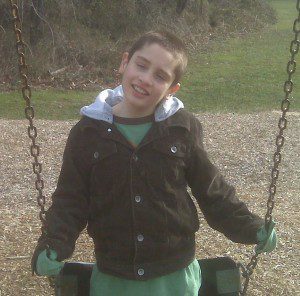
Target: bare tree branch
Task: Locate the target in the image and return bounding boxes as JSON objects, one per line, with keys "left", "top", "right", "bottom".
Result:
{"left": 0, "top": 25, "right": 6, "bottom": 34}
{"left": 24, "top": 40, "right": 34, "bottom": 57}
{"left": 30, "top": 0, "right": 55, "bottom": 62}
{"left": 71, "top": 0, "right": 78, "bottom": 23}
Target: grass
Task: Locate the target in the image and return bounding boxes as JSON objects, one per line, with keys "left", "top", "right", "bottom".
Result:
{"left": 179, "top": 0, "right": 299, "bottom": 113}
{"left": 0, "top": 0, "right": 299, "bottom": 119}
{"left": 0, "top": 90, "right": 98, "bottom": 120}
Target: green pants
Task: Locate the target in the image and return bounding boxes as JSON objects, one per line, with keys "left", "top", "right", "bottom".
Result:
{"left": 90, "top": 259, "right": 201, "bottom": 296}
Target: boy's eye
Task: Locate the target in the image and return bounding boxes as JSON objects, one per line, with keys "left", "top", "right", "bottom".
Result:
{"left": 156, "top": 74, "right": 166, "bottom": 81}
{"left": 137, "top": 63, "right": 146, "bottom": 69}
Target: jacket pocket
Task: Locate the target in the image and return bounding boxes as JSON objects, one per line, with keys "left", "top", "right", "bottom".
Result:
{"left": 90, "top": 141, "right": 122, "bottom": 195}
{"left": 146, "top": 140, "right": 187, "bottom": 189}
{"left": 92, "top": 141, "right": 118, "bottom": 163}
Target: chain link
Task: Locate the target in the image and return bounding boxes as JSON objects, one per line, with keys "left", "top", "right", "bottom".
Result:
{"left": 9, "top": 0, "right": 49, "bottom": 245}
{"left": 240, "top": 1, "right": 300, "bottom": 294}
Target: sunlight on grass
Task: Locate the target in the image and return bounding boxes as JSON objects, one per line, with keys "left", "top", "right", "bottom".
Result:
{"left": 0, "top": 90, "right": 98, "bottom": 120}
{"left": 178, "top": 0, "right": 299, "bottom": 113}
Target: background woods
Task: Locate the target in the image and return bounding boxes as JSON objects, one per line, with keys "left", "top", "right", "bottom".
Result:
{"left": 1, "top": 0, "right": 276, "bottom": 89}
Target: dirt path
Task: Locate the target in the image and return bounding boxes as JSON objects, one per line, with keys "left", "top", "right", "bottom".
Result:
{"left": 0, "top": 112, "right": 299, "bottom": 295}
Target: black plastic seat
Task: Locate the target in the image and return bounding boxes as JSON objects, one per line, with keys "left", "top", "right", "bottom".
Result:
{"left": 198, "top": 257, "right": 241, "bottom": 296}
{"left": 54, "top": 257, "right": 241, "bottom": 296}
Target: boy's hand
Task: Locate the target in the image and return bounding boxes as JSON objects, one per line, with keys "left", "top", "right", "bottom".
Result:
{"left": 36, "top": 249, "right": 64, "bottom": 276}
{"left": 255, "top": 220, "right": 277, "bottom": 254}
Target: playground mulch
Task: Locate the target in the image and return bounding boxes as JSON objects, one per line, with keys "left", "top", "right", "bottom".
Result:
{"left": 0, "top": 111, "right": 299, "bottom": 295}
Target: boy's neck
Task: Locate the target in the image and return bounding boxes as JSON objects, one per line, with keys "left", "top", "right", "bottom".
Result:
{"left": 112, "top": 101, "right": 155, "bottom": 118}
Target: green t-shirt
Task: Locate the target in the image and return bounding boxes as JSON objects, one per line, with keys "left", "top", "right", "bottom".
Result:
{"left": 90, "top": 114, "right": 201, "bottom": 295}
{"left": 113, "top": 114, "right": 153, "bottom": 147}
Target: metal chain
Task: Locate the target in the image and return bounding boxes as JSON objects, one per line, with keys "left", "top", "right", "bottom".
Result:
{"left": 9, "top": 0, "right": 48, "bottom": 235}
{"left": 7, "top": 3, "right": 58, "bottom": 282}
{"left": 240, "top": 0, "right": 300, "bottom": 294}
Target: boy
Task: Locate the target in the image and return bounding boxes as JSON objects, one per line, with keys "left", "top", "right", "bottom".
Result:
{"left": 32, "top": 31, "right": 276, "bottom": 295}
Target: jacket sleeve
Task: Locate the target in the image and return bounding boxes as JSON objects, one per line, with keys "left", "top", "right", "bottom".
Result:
{"left": 31, "top": 123, "right": 90, "bottom": 273}
{"left": 186, "top": 116, "right": 264, "bottom": 244}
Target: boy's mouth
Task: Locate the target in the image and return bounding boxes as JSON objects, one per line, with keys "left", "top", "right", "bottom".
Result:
{"left": 132, "top": 84, "right": 149, "bottom": 96}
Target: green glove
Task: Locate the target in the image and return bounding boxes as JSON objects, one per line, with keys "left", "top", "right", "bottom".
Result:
{"left": 255, "top": 220, "right": 277, "bottom": 254}
{"left": 36, "top": 249, "right": 64, "bottom": 276}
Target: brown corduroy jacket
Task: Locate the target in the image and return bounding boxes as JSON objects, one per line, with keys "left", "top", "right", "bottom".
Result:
{"left": 32, "top": 109, "right": 264, "bottom": 280}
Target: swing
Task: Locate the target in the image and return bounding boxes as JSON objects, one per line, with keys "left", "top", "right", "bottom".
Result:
{"left": 52, "top": 257, "right": 241, "bottom": 296}
{"left": 8, "top": 0, "right": 300, "bottom": 295}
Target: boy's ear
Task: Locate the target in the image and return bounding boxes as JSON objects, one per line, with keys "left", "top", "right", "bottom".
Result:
{"left": 167, "top": 83, "right": 181, "bottom": 97}
{"left": 119, "top": 52, "right": 129, "bottom": 74}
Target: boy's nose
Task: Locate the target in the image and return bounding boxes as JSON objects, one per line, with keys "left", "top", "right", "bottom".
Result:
{"left": 139, "top": 73, "right": 153, "bottom": 86}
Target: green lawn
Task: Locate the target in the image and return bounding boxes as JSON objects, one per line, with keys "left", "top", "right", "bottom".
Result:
{"left": 179, "top": 0, "right": 299, "bottom": 113}
{"left": 0, "top": 0, "right": 299, "bottom": 119}
{"left": 0, "top": 90, "right": 98, "bottom": 120}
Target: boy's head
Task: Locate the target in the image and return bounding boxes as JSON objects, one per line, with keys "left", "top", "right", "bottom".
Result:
{"left": 127, "top": 31, "right": 188, "bottom": 86}
{"left": 117, "top": 31, "right": 188, "bottom": 117}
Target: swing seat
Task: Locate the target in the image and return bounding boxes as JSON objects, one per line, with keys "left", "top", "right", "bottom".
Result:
{"left": 54, "top": 257, "right": 241, "bottom": 296}
{"left": 198, "top": 257, "right": 241, "bottom": 296}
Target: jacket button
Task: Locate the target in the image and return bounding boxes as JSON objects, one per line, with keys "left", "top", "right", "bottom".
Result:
{"left": 93, "top": 152, "right": 99, "bottom": 159}
{"left": 137, "top": 268, "right": 144, "bottom": 276}
{"left": 171, "top": 146, "right": 177, "bottom": 153}
{"left": 135, "top": 195, "right": 141, "bottom": 203}
{"left": 107, "top": 128, "right": 112, "bottom": 132}
{"left": 137, "top": 234, "right": 144, "bottom": 242}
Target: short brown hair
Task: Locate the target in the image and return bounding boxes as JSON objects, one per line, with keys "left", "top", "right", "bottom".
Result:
{"left": 128, "top": 31, "right": 188, "bottom": 85}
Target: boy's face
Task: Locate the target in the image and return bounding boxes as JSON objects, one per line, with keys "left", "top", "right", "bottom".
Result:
{"left": 119, "top": 43, "right": 180, "bottom": 116}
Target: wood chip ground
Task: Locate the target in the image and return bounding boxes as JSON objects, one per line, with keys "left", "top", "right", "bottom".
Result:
{"left": 0, "top": 111, "right": 299, "bottom": 295}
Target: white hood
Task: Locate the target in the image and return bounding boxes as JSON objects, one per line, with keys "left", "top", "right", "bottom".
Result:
{"left": 80, "top": 85, "right": 184, "bottom": 123}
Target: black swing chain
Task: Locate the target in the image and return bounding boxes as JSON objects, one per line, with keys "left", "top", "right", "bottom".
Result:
{"left": 240, "top": 0, "right": 300, "bottom": 295}
{"left": 9, "top": 0, "right": 55, "bottom": 287}
{"left": 9, "top": 1, "right": 48, "bottom": 236}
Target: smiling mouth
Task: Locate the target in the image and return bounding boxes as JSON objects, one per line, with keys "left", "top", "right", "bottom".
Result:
{"left": 132, "top": 84, "right": 149, "bottom": 95}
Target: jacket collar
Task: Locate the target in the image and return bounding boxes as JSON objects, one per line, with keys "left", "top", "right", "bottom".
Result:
{"left": 161, "top": 109, "right": 191, "bottom": 131}
{"left": 79, "top": 110, "right": 191, "bottom": 151}
{"left": 80, "top": 108, "right": 191, "bottom": 133}
{"left": 80, "top": 85, "right": 184, "bottom": 123}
